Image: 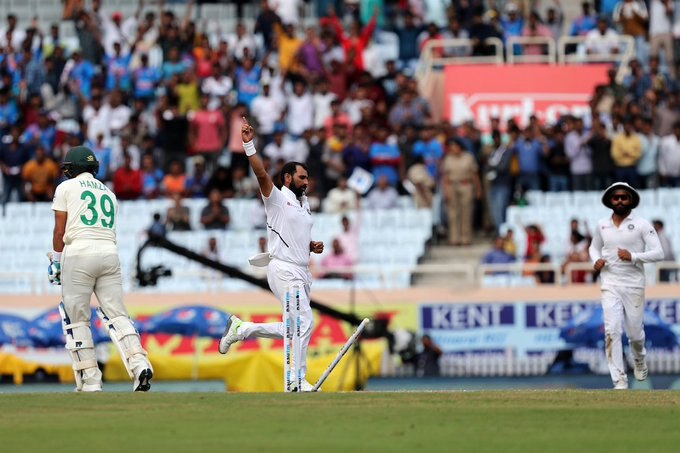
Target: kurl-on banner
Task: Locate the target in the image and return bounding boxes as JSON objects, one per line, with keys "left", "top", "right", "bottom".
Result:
{"left": 443, "top": 65, "right": 610, "bottom": 131}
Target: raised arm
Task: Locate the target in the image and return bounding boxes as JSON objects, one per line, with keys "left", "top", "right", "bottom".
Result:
{"left": 241, "top": 116, "right": 274, "bottom": 197}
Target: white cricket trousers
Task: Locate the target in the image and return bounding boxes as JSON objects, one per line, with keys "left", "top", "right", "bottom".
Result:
{"left": 602, "top": 286, "right": 646, "bottom": 385}
{"left": 62, "top": 247, "right": 150, "bottom": 385}
{"left": 238, "top": 259, "right": 313, "bottom": 379}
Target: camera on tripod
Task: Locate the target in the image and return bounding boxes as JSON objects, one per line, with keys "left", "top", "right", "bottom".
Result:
{"left": 136, "top": 265, "right": 172, "bottom": 287}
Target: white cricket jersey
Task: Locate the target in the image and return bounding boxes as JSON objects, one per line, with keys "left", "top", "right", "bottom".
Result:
{"left": 263, "top": 185, "right": 312, "bottom": 267}
{"left": 51, "top": 172, "right": 118, "bottom": 253}
{"left": 589, "top": 213, "right": 663, "bottom": 289}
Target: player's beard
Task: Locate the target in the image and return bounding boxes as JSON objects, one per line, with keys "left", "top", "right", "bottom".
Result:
{"left": 288, "top": 180, "right": 307, "bottom": 198}
{"left": 613, "top": 204, "right": 631, "bottom": 217}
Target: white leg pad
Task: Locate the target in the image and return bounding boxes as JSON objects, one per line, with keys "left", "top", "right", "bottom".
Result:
{"left": 97, "top": 308, "right": 151, "bottom": 379}
{"left": 59, "top": 303, "right": 100, "bottom": 390}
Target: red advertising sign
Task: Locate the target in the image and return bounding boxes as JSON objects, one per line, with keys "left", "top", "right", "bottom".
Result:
{"left": 444, "top": 65, "right": 610, "bottom": 131}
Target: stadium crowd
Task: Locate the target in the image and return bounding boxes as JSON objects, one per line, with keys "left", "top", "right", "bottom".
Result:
{"left": 0, "top": 0, "right": 679, "bottom": 253}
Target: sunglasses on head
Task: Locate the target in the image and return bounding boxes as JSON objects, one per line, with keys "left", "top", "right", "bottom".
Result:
{"left": 611, "top": 194, "right": 629, "bottom": 201}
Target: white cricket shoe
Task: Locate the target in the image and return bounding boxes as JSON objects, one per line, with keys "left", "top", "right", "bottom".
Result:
{"left": 613, "top": 379, "right": 628, "bottom": 390}
{"left": 291, "top": 380, "right": 317, "bottom": 392}
{"left": 133, "top": 368, "right": 153, "bottom": 392}
{"left": 633, "top": 357, "right": 648, "bottom": 381}
{"left": 78, "top": 382, "right": 102, "bottom": 392}
{"left": 219, "top": 315, "right": 243, "bottom": 354}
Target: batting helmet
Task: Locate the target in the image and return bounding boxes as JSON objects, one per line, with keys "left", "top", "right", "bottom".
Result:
{"left": 62, "top": 146, "right": 100, "bottom": 179}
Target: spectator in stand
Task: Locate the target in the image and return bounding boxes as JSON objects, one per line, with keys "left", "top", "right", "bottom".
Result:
{"left": 140, "top": 153, "right": 163, "bottom": 199}
{"left": 89, "top": 133, "right": 113, "bottom": 181}
{"left": 325, "top": 176, "right": 357, "bottom": 213}
{"left": 158, "top": 99, "right": 189, "bottom": 168}
{"left": 546, "top": 124, "right": 570, "bottom": 192}
{"left": 133, "top": 53, "right": 162, "bottom": 102}
{"left": 588, "top": 117, "right": 614, "bottom": 190}
{"left": 0, "top": 125, "right": 30, "bottom": 205}
{"left": 161, "top": 46, "right": 186, "bottom": 82}
{"left": 254, "top": 0, "right": 281, "bottom": 52}
{"left": 0, "top": 87, "right": 19, "bottom": 134}
{"left": 63, "top": 50, "right": 96, "bottom": 100}
{"left": 338, "top": 210, "right": 360, "bottom": 264}
{"left": 189, "top": 93, "right": 226, "bottom": 171}
{"left": 500, "top": 2, "right": 524, "bottom": 55}
{"left": 513, "top": 126, "right": 544, "bottom": 191}
{"left": 561, "top": 230, "right": 590, "bottom": 283}
{"left": 648, "top": 0, "right": 676, "bottom": 77}
{"left": 481, "top": 236, "right": 516, "bottom": 269}
{"left": 21, "top": 110, "right": 56, "bottom": 155}
{"left": 544, "top": 0, "right": 564, "bottom": 41}
{"left": 613, "top": 0, "right": 649, "bottom": 68}
{"left": 658, "top": 120, "right": 680, "bottom": 187}
{"left": 468, "top": 10, "right": 503, "bottom": 57}
{"left": 185, "top": 156, "right": 209, "bottom": 199}
{"left": 232, "top": 165, "right": 258, "bottom": 199}
{"left": 162, "top": 160, "right": 186, "bottom": 197}
{"left": 112, "top": 152, "right": 143, "bottom": 200}
{"left": 321, "top": 122, "right": 349, "bottom": 189}
{"left": 21, "top": 145, "right": 59, "bottom": 202}
{"left": 637, "top": 116, "right": 660, "bottom": 189}
{"left": 368, "top": 124, "right": 401, "bottom": 187}
{"left": 406, "top": 155, "right": 435, "bottom": 209}
{"left": 524, "top": 224, "right": 545, "bottom": 260}
{"left": 441, "top": 138, "right": 481, "bottom": 247}
{"left": 412, "top": 124, "right": 443, "bottom": 179}
{"left": 485, "top": 130, "right": 514, "bottom": 230}
{"left": 105, "top": 41, "right": 135, "bottom": 93}
{"left": 201, "top": 63, "right": 233, "bottom": 111}
{"left": 442, "top": 18, "right": 471, "bottom": 58}
{"left": 320, "top": 238, "right": 354, "bottom": 280}
{"left": 584, "top": 16, "right": 620, "bottom": 58}
{"left": 285, "top": 80, "right": 314, "bottom": 139}
{"left": 200, "top": 189, "right": 231, "bottom": 230}
{"left": 571, "top": 2, "right": 598, "bottom": 37}
{"left": 234, "top": 56, "right": 262, "bottom": 108}
{"left": 320, "top": 9, "right": 377, "bottom": 72}
{"left": 522, "top": 11, "right": 553, "bottom": 57}
{"left": 389, "top": 11, "right": 423, "bottom": 70}
{"left": 251, "top": 83, "right": 285, "bottom": 147}
{"left": 653, "top": 219, "right": 676, "bottom": 282}
{"left": 565, "top": 116, "right": 593, "bottom": 191}
{"left": 205, "top": 166, "right": 234, "bottom": 199}
{"left": 611, "top": 116, "right": 642, "bottom": 185}
{"left": 323, "top": 99, "right": 353, "bottom": 138}
{"left": 166, "top": 192, "right": 192, "bottom": 232}
{"left": 147, "top": 212, "right": 167, "bottom": 238}
{"left": 341, "top": 128, "right": 371, "bottom": 188}
{"left": 366, "top": 175, "right": 399, "bottom": 210}
{"left": 503, "top": 228, "right": 517, "bottom": 257}
{"left": 418, "top": 22, "right": 445, "bottom": 60}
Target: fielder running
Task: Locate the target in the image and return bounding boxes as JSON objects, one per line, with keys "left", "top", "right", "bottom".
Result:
{"left": 49, "top": 146, "right": 153, "bottom": 392}
{"left": 589, "top": 182, "right": 663, "bottom": 389}
{"left": 219, "top": 118, "right": 324, "bottom": 392}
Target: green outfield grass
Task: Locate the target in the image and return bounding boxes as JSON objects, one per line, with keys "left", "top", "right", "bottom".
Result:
{"left": 1, "top": 390, "right": 679, "bottom": 452}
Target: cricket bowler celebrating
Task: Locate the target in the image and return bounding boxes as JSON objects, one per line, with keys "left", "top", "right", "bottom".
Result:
{"left": 49, "top": 146, "right": 153, "bottom": 392}
{"left": 589, "top": 182, "right": 663, "bottom": 389}
{"left": 219, "top": 118, "right": 324, "bottom": 392}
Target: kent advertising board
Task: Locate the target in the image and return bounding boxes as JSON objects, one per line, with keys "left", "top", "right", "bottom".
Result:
{"left": 443, "top": 65, "right": 610, "bottom": 131}
{"left": 419, "top": 299, "right": 680, "bottom": 355}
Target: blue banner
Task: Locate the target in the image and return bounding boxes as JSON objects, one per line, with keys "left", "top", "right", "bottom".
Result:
{"left": 419, "top": 299, "right": 680, "bottom": 355}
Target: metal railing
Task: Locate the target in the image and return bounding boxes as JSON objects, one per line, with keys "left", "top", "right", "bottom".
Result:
{"left": 506, "top": 36, "right": 557, "bottom": 65}
{"left": 3, "top": 259, "right": 679, "bottom": 295}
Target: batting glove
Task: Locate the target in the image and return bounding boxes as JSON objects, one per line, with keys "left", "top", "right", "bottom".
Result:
{"left": 47, "top": 252, "right": 62, "bottom": 286}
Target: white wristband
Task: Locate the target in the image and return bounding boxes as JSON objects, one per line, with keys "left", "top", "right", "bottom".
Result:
{"left": 52, "top": 250, "right": 62, "bottom": 262}
{"left": 243, "top": 140, "right": 256, "bottom": 157}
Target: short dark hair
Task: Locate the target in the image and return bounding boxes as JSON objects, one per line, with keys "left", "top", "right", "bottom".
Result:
{"left": 281, "top": 161, "right": 307, "bottom": 181}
